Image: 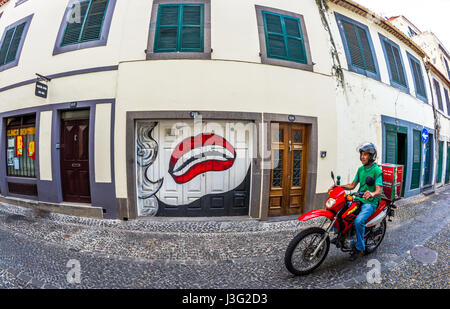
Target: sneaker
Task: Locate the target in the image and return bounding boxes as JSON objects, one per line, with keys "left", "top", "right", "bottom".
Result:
{"left": 348, "top": 250, "right": 364, "bottom": 261}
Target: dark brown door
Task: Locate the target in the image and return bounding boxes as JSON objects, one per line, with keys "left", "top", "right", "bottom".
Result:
{"left": 60, "top": 118, "right": 91, "bottom": 203}
{"left": 269, "top": 123, "right": 308, "bottom": 216}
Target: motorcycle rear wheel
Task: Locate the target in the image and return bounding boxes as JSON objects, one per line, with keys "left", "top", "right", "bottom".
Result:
{"left": 364, "top": 218, "right": 387, "bottom": 254}
{"left": 284, "top": 227, "right": 330, "bottom": 276}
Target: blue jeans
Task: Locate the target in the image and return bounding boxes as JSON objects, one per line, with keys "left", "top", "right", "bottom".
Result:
{"left": 354, "top": 203, "right": 375, "bottom": 252}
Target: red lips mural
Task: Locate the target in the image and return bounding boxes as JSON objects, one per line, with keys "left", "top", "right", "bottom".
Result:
{"left": 168, "top": 133, "right": 236, "bottom": 184}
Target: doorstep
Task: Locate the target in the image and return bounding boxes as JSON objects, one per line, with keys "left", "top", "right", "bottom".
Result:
{"left": 0, "top": 195, "right": 103, "bottom": 219}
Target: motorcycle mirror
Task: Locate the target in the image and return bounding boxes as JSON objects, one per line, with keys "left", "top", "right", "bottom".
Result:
{"left": 331, "top": 171, "right": 335, "bottom": 184}
{"left": 365, "top": 176, "right": 375, "bottom": 186}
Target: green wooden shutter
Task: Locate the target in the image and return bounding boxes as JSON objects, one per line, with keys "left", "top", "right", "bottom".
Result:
{"left": 433, "top": 79, "right": 444, "bottom": 110}
{"left": 284, "top": 17, "right": 305, "bottom": 63}
{"left": 265, "top": 13, "right": 286, "bottom": 58}
{"left": 180, "top": 5, "right": 203, "bottom": 51}
{"left": 444, "top": 89, "right": 450, "bottom": 117}
{"left": 0, "top": 28, "right": 15, "bottom": 65}
{"left": 385, "top": 125, "right": 397, "bottom": 164}
{"left": 356, "top": 26, "right": 375, "bottom": 73}
{"left": 392, "top": 45, "right": 406, "bottom": 86}
{"left": 61, "top": 1, "right": 90, "bottom": 46}
{"left": 342, "top": 21, "right": 364, "bottom": 69}
{"left": 446, "top": 143, "right": 450, "bottom": 184}
{"left": 156, "top": 5, "right": 179, "bottom": 51}
{"left": 411, "top": 60, "right": 426, "bottom": 97}
{"left": 424, "top": 135, "right": 432, "bottom": 185}
{"left": 436, "top": 141, "right": 444, "bottom": 183}
{"left": 411, "top": 130, "right": 421, "bottom": 189}
{"left": 80, "top": 0, "right": 109, "bottom": 42}
{"left": 4, "top": 23, "right": 25, "bottom": 64}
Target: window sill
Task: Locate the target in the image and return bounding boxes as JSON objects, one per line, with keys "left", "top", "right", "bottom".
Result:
{"left": 146, "top": 51, "right": 212, "bottom": 60}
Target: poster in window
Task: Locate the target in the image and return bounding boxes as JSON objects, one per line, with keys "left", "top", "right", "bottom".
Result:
{"left": 28, "top": 141, "right": 35, "bottom": 160}
{"left": 16, "top": 135, "right": 24, "bottom": 156}
{"left": 7, "top": 149, "right": 14, "bottom": 166}
{"left": 13, "top": 158, "right": 20, "bottom": 170}
{"left": 8, "top": 137, "right": 15, "bottom": 148}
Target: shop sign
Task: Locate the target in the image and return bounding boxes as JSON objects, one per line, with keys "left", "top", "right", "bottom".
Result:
{"left": 35, "top": 81, "right": 48, "bottom": 98}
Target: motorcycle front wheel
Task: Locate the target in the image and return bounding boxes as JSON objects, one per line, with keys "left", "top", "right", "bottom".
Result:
{"left": 284, "top": 227, "right": 330, "bottom": 276}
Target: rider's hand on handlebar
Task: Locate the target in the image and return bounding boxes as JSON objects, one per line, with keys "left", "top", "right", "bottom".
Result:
{"left": 363, "top": 191, "right": 374, "bottom": 200}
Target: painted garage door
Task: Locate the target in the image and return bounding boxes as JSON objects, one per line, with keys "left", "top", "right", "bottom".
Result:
{"left": 135, "top": 120, "right": 253, "bottom": 217}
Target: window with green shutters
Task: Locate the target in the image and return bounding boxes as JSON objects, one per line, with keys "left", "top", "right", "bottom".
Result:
{"left": 335, "top": 13, "right": 379, "bottom": 81}
{"left": 262, "top": 11, "right": 307, "bottom": 64}
{"left": 436, "top": 141, "right": 444, "bottom": 183}
{"left": 379, "top": 35, "right": 409, "bottom": 92}
{"left": 0, "top": 14, "right": 33, "bottom": 71}
{"left": 61, "top": 0, "right": 109, "bottom": 46}
{"left": 0, "top": 22, "right": 26, "bottom": 66}
{"left": 407, "top": 52, "right": 427, "bottom": 103}
{"left": 154, "top": 4, "right": 204, "bottom": 53}
{"left": 411, "top": 130, "right": 422, "bottom": 189}
{"left": 446, "top": 143, "right": 450, "bottom": 184}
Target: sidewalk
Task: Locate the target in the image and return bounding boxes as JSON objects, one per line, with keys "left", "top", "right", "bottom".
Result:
{"left": 0, "top": 184, "right": 448, "bottom": 234}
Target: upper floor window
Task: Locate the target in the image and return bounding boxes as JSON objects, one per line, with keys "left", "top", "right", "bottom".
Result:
{"left": 407, "top": 26, "right": 417, "bottom": 38}
{"left": 255, "top": 5, "right": 313, "bottom": 71}
{"left": 335, "top": 13, "right": 380, "bottom": 81}
{"left": 444, "top": 57, "right": 450, "bottom": 80}
{"left": 433, "top": 79, "right": 444, "bottom": 111}
{"left": 147, "top": 0, "right": 211, "bottom": 60}
{"left": 444, "top": 88, "right": 450, "bottom": 116}
{"left": 0, "top": 14, "right": 33, "bottom": 72}
{"left": 379, "top": 35, "right": 409, "bottom": 93}
{"left": 407, "top": 52, "right": 427, "bottom": 103}
{"left": 53, "top": 0, "right": 117, "bottom": 55}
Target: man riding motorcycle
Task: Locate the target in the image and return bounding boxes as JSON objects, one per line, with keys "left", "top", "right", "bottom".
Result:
{"left": 329, "top": 143, "right": 383, "bottom": 261}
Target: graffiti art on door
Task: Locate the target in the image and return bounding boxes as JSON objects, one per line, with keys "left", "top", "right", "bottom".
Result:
{"left": 136, "top": 120, "right": 252, "bottom": 217}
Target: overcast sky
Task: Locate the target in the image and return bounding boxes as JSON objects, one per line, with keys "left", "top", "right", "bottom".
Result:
{"left": 355, "top": 0, "right": 450, "bottom": 49}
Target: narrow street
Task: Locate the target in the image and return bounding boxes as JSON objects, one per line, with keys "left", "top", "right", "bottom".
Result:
{"left": 0, "top": 186, "right": 448, "bottom": 289}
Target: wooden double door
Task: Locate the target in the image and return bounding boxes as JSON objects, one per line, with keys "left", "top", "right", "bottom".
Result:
{"left": 269, "top": 123, "right": 308, "bottom": 216}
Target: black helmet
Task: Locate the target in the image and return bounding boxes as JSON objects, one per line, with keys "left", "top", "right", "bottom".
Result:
{"left": 358, "top": 142, "right": 377, "bottom": 164}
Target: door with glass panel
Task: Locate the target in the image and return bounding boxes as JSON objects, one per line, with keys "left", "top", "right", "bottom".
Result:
{"left": 269, "top": 123, "right": 308, "bottom": 216}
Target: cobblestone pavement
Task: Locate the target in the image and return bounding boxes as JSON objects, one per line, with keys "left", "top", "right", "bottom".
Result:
{"left": 0, "top": 185, "right": 448, "bottom": 289}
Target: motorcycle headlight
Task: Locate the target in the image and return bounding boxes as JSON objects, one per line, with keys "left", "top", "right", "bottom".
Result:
{"left": 326, "top": 198, "right": 336, "bottom": 209}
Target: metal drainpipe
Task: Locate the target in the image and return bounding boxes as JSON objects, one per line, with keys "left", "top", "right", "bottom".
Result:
{"left": 425, "top": 62, "right": 440, "bottom": 193}
{"left": 317, "top": 0, "right": 345, "bottom": 86}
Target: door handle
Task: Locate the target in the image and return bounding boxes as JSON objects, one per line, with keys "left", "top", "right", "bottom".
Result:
{"left": 289, "top": 140, "right": 292, "bottom": 152}
{"left": 74, "top": 134, "right": 78, "bottom": 142}
{"left": 72, "top": 163, "right": 81, "bottom": 168}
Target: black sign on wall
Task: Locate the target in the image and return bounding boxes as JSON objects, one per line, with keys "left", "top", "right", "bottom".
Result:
{"left": 35, "top": 81, "right": 48, "bottom": 98}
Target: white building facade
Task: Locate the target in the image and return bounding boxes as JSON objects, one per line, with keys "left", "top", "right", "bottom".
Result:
{"left": 0, "top": 0, "right": 448, "bottom": 220}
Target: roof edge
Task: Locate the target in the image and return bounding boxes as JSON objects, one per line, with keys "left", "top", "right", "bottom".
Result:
{"left": 327, "top": 0, "right": 427, "bottom": 59}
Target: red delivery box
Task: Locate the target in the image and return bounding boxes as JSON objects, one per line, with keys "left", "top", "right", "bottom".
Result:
{"left": 381, "top": 163, "right": 403, "bottom": 201}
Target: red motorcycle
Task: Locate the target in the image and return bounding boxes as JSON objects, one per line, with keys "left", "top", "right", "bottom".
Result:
{"left": 284, "top": 172, "right": 396, "bottom": 276}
